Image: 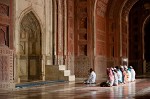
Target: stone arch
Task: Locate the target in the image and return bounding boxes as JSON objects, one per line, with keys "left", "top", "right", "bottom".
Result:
{"left": 18, "top": 10, "right": 42, "bottom": 82}
{"left": 19, "top": 7, "right": 43, "bottom": 32}
{"left": 106, "top": 0, "right": 127, "bottom": 66}
{"left": 15, "top": 7, "right": 44, "bottom": 54}
{"left": 107, "top": 0, "right": 140, "bottom": 57}
{"left": 122, "top": 0, "right": 139, "bottom": 18}
{"left": 121, "top": 0, "right": 139, "bottom": 46}
{"left": 142, "top": 15, "right": 150, "bottom": 58}
{"left": 121, "top": 0, "right": 139, "bottom": 58}
{"left": 142, "top": 15, "right": 150, "bottom": 73}
{"left": 127, "top": 0, "right": 150, "bottom": 75}
{"left": 103, "top": 0, "right": 141, "bottom": 67}
{"left": 108, "top": 0, "right": 139, "bottom": 19}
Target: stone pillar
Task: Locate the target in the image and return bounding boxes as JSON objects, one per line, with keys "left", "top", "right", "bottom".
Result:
{"left": 53, "top": 0, "right": 58, "bottom": 65}
{"left": 45, "top": 0, "right": 53, "bottom": 65}
{"left": 57, "top": 0, "right": 64, "bottom": 65}
{"left": 64, "top": 0, "right": 67, "bottom": 66}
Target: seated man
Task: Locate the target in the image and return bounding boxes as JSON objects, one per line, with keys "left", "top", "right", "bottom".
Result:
{"left": 84, "top": 68, "right": 96, "bottom": 84}
{"left": 115, "top": 66, "right": 123, "bottom": 84}
{"left": 106, "top": 67, "right": 114, "bottom": 87}
{"left": 129, "top": 66, "right": 136, "bottom": 82}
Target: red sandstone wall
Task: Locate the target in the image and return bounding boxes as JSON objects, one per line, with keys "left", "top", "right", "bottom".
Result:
{"left": 96, "top": 16, "right": 106, "bottom": 56}
{"left": 94, "top": 0, "right": 108, "bottom": 79}
{"left": 0, "top": 0, "right": 13, "bottom": 49}
{"left": 122, "top": 18, "right": 128, "bottom": 57}
{"left": 74, "top": 0, "right": 93, "bottom": 78}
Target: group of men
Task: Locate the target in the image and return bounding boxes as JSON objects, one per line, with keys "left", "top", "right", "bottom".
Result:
{"left": 106, "top": 65, "right": 136, "bottom": 87}
{"left": 84, "top": 65, "right": 136, "bottom": 87}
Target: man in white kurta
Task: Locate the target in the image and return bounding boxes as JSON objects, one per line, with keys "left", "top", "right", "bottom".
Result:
{"left": 130, "top": 66, "right": 136, "bottom": 82}
{"left": 84, "top": 68, "right": 96, "bottom": 84}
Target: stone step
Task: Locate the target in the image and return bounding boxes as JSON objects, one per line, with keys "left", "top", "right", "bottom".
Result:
{"left": 63, "top": 70, "right": 71, "bottom": 76}
{"left": 45, "top": 65, "right": 75, "bottom": 81}
{"left": 58, "top": 74, "right": 75, "bottom": 81}
{"left": 68, "top": 75, "right": 75, "bottom": 81}
{"left": 59, "top": 65, "right": 66, "bottom": 70}
{"left": 59, "top": 70, "right": 70, "bottom": 76}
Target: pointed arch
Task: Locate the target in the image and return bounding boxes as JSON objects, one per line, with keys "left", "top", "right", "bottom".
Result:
{"left": 142, "top": 15, "right": 150, "bottom": 60}
{"left": 18, "top": 8, "right": 43, "bottom": 82}
{"left": 18, "top": 7, "right": 43, "bottom": 33}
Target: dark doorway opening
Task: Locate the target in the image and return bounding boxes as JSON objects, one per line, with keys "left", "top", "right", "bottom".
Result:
{"left": 144, "top": 20, "right": 150, "bottom": 62}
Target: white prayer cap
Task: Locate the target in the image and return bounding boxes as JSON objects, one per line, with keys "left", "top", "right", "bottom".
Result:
{"left": 111, "top": 67, "right": 114, "bottom": 70}
{"left": 120, "top": 66, "right": 124, "bottom": 68}
{"left": 129, "top": 66, "right": 133, "bottom": 69}
{"left": 124, "top": 66, "right": 128, "bottom": 69}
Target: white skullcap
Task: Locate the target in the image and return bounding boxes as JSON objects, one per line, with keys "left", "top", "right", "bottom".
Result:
{"left": 120, "top": 66, "right": 124, "bottom": 68}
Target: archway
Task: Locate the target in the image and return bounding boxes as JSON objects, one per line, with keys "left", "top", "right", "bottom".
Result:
{"left": 144, "top": 18, "right": 150, "bottom": 73}
{"left": 129, "top": 0, "right": 150, "bottom": 75}
{"left": 19, "top": 11, "right": 42, "bottom": 82}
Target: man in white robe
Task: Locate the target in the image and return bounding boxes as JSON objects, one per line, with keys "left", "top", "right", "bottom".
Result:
{"left": 129, "top": 66, "right": 136, "bottom": 82}
{"left": 84, "top": 68, "right": 96, "bottom": 84}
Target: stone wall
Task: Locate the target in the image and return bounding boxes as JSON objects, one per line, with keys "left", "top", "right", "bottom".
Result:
{"left": 14, "top": 0, "right": 53, "bottom": 82}
{"left": 0, "top": 46, "right": 14, "bottom": 89}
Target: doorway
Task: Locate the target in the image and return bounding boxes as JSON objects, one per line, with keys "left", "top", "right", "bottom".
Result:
{"left": 144, "top": 19, "right": 150, "bottom": 73}
{"left": 19, "top": 11, "right": 42, "bottom": 82}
